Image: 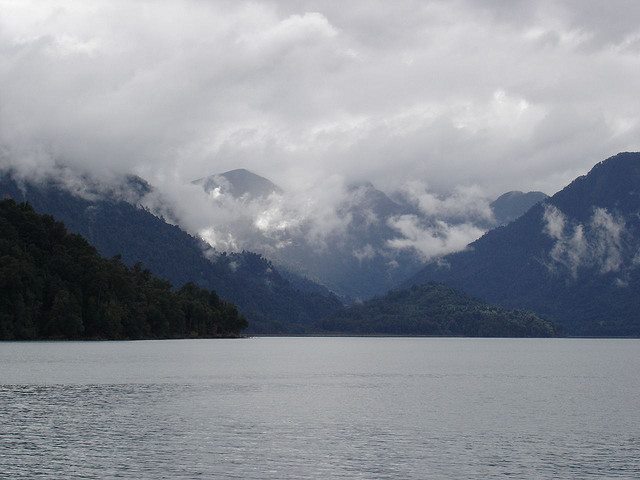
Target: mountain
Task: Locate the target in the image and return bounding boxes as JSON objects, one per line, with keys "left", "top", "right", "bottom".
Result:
{"left": 0, "top": 199, "right": 247, "bottom": 340}
{"left": 407, "top": 152, "right": 640, "bottom": 336}
{"left": 193, "top": 168, "right": 282, "bottom": 200}
{"left": 269, "top": 181, "right": 424, "bottom": 299}
{"left": 0, "top": 170, "right": 342, "bottom": 333}
{"left": 491, "top": 191, "right": 548, "bottom": 226}
{"left": 345, "top": 181, "right": 407, "bottom": 219}
{"left": 192, "top": 171, "right": 426, "bottom": 300}
{"left": 318, "top": 283, "right": 557, "bottom": 337}
{"left": 189, "top": 169, "right": 551, "bottom": 301}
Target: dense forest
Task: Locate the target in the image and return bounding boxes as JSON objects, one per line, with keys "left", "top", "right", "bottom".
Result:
{"left": 319, "top": 283, "right": 557, "bottom": 337}
{"left": 0, "top": 199, "right": 247, "bottom": 340}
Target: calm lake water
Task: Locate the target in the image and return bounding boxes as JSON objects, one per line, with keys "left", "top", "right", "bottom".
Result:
{"left": 1, "top": 337, "right": 639, "bottom": 479}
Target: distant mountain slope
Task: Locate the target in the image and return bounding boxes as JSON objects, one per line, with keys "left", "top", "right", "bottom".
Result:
{"left": 407, "top": 152, "right": 640, "bottom": 336}
{"left": 319, "top": 283, "right": 556, "bottom": 337}
{"left": 491, "top": 191, "right": 548, "bottom": 225}
{"left": 0, "top": 171, "right": 342, "bottom": 333}
{"left": 0, "top": 199, "right": 247, "bottom": 340}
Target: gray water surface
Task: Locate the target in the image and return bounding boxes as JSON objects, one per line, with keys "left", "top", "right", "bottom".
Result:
{"left": 1, "top": 337, "right": 639, "bottom": 479}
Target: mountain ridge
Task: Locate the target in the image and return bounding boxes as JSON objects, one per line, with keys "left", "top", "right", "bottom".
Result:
{"left": 193, "top": 168, "right": 282, "bottom": 200}
{"left": 490, "top": 190, "right": 548, "bottom": 225}
{"left": 407, "top": 152, "right": 640, "bottom": 336}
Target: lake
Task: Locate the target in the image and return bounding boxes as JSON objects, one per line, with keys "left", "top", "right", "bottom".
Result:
{"left": 1, "top": 337, "right": 639, "bottom": 479}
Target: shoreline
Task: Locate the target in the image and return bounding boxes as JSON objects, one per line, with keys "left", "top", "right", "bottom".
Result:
{"left": 2, "top": 334, "right": 639, "bottom": 342}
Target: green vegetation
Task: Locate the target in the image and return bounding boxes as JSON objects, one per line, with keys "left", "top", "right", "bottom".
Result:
{"left": 0, "top": 199, "right": 247, "bottom": 340}
{"left": 319, "top": 283, "right": 557, "bottom": 337}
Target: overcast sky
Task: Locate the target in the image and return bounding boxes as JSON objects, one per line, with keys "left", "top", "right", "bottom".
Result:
{"left": 1, "top": 0, "right": 640, "bottom": 197}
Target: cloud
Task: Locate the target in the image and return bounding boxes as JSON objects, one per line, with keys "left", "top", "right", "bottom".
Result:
{"left": 1, "top": 0, "right": 640, "bottom": 199}
{"left": 386, "top": 215, "right": 485, "bottom": 261}
{"left": 543, "top": 204, "right": 627, "bottom": 277}
{"left": 353, "top": 244, "right": 376, "bottom": 262}
{"left": 590, "top": 207, "right": 626, "bottom": 273}
{"left": 398, "top": 181, "right": 494, "bottom": 224}
{"left": 139, "top": 171, "right": 354, "bottom": 255}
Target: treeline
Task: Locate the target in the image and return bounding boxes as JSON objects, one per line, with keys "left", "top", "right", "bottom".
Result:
{"left": 0, "top": 199, "right": 247, "bottom": 340}
{"left": 319, "top": 283, "right": 557, "bottom": 337}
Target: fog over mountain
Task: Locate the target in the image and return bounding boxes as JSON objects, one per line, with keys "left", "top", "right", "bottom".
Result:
{"left": 1, "top": 1, "right": 639, "bottom": 288}
{"left": 168, "top": 167, "right": 544, "bottom": 298}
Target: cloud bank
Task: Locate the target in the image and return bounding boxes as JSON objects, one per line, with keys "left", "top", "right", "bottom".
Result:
{"left": 2, "top": 0, "right": 640, "bottom": 267}
{"left": 2, "top": 0, "right": 640, "bottom": 196}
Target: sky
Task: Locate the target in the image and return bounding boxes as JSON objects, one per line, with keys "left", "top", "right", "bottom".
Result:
{"left": 1, "top": 0, "right": 640, "bottom": 259}
{"left": 1, "top": 0, "right": 639, "bottom": 195}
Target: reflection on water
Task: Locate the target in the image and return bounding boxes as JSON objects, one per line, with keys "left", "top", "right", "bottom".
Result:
{"left": 1, "top": 338, "right": 639, "bottom": 479}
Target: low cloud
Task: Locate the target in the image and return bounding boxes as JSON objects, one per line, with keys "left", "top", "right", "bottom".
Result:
{"left": 353, "top": 244, "right": 376, "bottom": 262}
{"left": 2, "top": 0, "right": 640, "bottom": 200}
{"left": 136, "top": 166, "right": 493, "bottom": 265}
{"left": 543, "top": 204, "right": 627, "bottom": 277}
{"left": 398, "top": 181, "right": 494, "bottom": 224}
{"left": 387, "top": 215, "right": 485, "bottom": 261}
{"left": 140, "top": 172, "right": 353, "bottom": 255}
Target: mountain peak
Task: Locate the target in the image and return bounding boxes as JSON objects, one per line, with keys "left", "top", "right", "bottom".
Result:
{"left": 589, "top": 151, "right": 640, "bottom": 182}
{"left": 345, "top": 181, "right": 404, "bottom": 218}
{"left": 490, "top": 190, "right": 548, "bottom": 226}
{"left": 346, "top": 181, "right": 376, "bottom": 191}
{"left": 551, "top": 151, "right": 640, "bottom": 220}
{"left": 193, "top": 168, "right": 282, "bottom": 199}
{"left": 595, "top": 151, "right": 640, "bottom": 169}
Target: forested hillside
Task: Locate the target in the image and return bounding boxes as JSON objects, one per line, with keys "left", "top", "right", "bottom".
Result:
{"left": 0, "top": 172, "right": 342, "bottom": 333}
{"left": 319, "top": 283, "right": 557, "bottom": 337}
{"left": 0, "top": 200, "right": 247, "bottom": 340}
